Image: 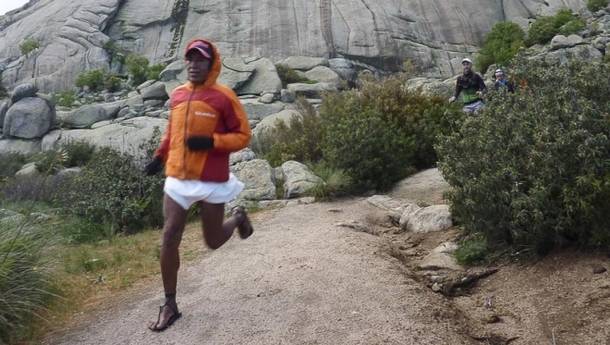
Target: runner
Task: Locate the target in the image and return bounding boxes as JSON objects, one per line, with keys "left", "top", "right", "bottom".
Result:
{"left": 144, "top": 38, "right": 253, "bottom": 332}
{"left": 449, "top": 58, "right": 487, "bottom": 113}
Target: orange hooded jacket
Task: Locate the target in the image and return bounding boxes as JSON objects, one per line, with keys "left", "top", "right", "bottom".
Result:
{"left": 154, "top": 39, "right": 251, "bottom": 182}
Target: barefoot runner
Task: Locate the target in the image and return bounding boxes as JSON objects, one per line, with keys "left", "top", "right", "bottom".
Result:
{"left": 144, "top": 38, "right": 254, "bottom": 332}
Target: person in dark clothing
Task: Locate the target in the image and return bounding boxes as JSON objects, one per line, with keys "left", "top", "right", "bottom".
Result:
{"left": 449, "top": 58, "right": 487, "bottom": 113}
{"left": 493, "top": 68, "right": 515, "bottom": 93}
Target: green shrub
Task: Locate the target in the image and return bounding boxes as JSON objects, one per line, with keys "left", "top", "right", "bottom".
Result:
{"left": 587, "top": 0, "right": 608, "bottom": 12}
{"left": 308, "top": 162, "right": 353, "bottom": 200}
{"left": 0, "top": 222, "right": 55, "bottom": 344}
{"left": 558, "top": 18, "right": 586, "bottom": 36}
{"left": 437, "top": 60, "right": 610, "bottom": 254}
{"left": 320, "top": 75, "right": 463, "bottom": 191}
{"left": 62, "top": 141, "right": 96, "bottom": 168}
{"left": 476, "top": 22, "right": 526, "bottom": 73}
{"left": 125, "top": 54, "right": 150, "bottom": 86}
{"left": 454, "top": 235, "right": 488, "bottom": 265}
{"left": 253, "top": 98, "right": 324, "bottom": 166}
{"left": 275, "top": 64, "right": 313, "bottom": 88}
{"left": 52, "top": 90, "right": 76, "bottom": 107}
{"left": 55, "top": 134, "right": 164, "bottom": 235}
{"left": 75, "top": 69, "right": 105, "bottom": 92}
{"left": 526, "top": 9, "right": 584, "bottom": 46}
{"left": 19, "top": 38, "right": 40, "bottom": 56}
{"left": 104, "top": 75, "right": 123, "bottom": 92}
{"left": 34, "top": 150, "right": 68, "bottom": 175}
{"left": 0, "top": 153, "right": 28, "bottom": 179}
{"left": 147, "top": 63, "right": 166, "bottom": 81}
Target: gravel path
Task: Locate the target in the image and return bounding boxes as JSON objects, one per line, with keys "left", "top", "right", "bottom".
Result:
{"left": 47, "top": 200, "right": 473, "bottom": 345}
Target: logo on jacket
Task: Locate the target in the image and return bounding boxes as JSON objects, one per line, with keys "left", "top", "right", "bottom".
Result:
{"left": 194, "top": 111, "right": 216, "bottom": 118}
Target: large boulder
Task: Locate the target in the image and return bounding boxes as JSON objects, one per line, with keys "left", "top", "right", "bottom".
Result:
{"left": 220, "top": 57, "right": 256, "bottom": 90}
{"left": 278, "top": 56, "right": 329, "bottom": 71}
{"left": 240, "top": 98, "right": 286, "bottom": 120}
{"left": 3, "top": 97, "right": 54, "bottom": 139}
{"left": 229, "top": 148, "right": 256, "bottom": 166}
{"left": 11, "top": 83, "right": 38, "bottom": 103}
{"left": 329, "top": 58, "right": 357, "bottom": 82}
{"left": 550, "top": 34, "right": 585, "bottom": 50}
{"left": 58, "top": 102, "right": 122, "bottom": 129}
{"left": 538, "top": 44, "right": 604, "bottom": 65}
{"left": 236, "top": 57, "right": 282, "bottom": 96}
{"left": 42, "top": 117, "right": 167, "bottom": 160}
{"left": 400, "top": 204, "right": 453, "bottom": 233}
{"left": 139, "top": 82, "right": 168, "bottom": 101}
{"left": 301, "top": 66, "right": 342, "bottom": 88}
{"left": 281, "top": 161, "right": 323, "bottom": 199}
{"left": 287, "top": 82, "right": 337, "bottom": 99}
{"left": 405, "top": 78, "right": 454, "bottom": 98}
{"left": 252, "top": 109, "right": 302, "bottom": 138}
{"left": 230, "top": 159, "right": 276, "bottom": 201}
{"left": 0, "top": 139, "right": 41, "bottom": 155}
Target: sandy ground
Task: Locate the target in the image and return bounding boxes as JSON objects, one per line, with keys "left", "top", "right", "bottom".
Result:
{"left": 45, "top": 200, "right": 475, "bottom": 345}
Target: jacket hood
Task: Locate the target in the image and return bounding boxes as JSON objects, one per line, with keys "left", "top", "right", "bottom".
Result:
{"left": 185, "top": 38, "right": 222, "bottom": 88}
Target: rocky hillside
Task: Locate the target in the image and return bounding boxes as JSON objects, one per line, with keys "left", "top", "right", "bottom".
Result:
{"left": 0, "top": 0, "right": 588, "bottom": 92}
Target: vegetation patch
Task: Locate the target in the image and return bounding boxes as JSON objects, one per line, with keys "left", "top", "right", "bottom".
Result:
{"left": 437, "top": 60, "right": 610, "bottom": 254}
{"left": 476, "top": 21, "right": 526, "bottom": 73}
{"left": 526, "top": 9, "right": 586, "bottom": 46}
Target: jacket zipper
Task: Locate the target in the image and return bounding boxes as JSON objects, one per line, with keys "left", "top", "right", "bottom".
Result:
{"left": 182, "top": 86, "right": 196, "bottom": 178}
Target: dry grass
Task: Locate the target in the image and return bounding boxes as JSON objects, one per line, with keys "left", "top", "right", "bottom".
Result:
{"left": 25, "top": 223, "right": 205, "bottom": 344}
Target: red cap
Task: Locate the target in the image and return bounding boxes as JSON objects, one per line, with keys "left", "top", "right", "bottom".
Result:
{"left": 185, "top": 40, "right": 213, "bottom": 60}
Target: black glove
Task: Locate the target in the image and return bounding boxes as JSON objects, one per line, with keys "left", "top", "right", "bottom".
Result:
{"left": 144, "top": 156, "right": 163, "bottom": 176}
{"left": 186, "top": 136, "right": 214, "bottom": 151}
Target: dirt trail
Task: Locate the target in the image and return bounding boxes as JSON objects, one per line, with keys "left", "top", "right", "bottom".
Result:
{"left": 45, "top": 200, "right": 475, "bottom": 345}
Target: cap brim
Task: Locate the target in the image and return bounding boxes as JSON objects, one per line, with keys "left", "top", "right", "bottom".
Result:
{"left": 186, "top": 47, "right": 212, "bottom": 60}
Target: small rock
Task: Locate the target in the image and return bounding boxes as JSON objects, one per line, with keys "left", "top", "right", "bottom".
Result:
{"left": 431, "top": 283, "right": 443, "bottom": 292}
{"left": 593, "top": 264, "right": 607, "bottom": 274}
{"left": 280, "top": 89, "right": 296, "bottom": 103}
{"left": 483, "top": 314, "right": 501, "bottom": 324}
{"left": 259, "top": 93, "right": 275, "bottom": 104}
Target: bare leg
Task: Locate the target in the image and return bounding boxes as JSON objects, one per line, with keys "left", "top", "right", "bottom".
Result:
{"left": 200, "top": 202, "right": 243, "bottom": 249}
{"left": 150, "top": 194, "right": 187, "bottom": 331}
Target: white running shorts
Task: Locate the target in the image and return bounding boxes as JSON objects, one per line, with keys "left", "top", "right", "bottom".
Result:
{"left": 163, "top": 173, "right": 245, "bottom": 210}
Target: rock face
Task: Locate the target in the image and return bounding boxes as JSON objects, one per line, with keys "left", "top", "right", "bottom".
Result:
{"left": 230, "top": 159, "right": 276, "bottom": 201}
{"left": 281, "top": 161, "right": 323, "bottom": 199}
{"left": 0, "top": 0, "right": 589, "bottom": 92}
{"left": 58, "top": 103, "right": 122, "bottom": 129}
{"left": 42, "top": 116, "right": 166, "bottom": 159}
{"left": 3, "top": 97, "right": 54, "bottom": 139}
{"left": 0, "top": 100, "right": 9, "bottom": 128}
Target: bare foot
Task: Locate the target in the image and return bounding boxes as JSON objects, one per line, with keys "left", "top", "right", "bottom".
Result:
{"left": 148, "top": 301, "right": 182, "bottom": 332}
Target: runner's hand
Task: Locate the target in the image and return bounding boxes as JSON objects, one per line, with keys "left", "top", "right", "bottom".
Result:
{"left": 448, "top": 96, "right": 456, "bottom": 103}
{"left": 186, "top": 136, "right": 214, "bottom": 150}
{"left": 144, "top": 156, "right": 163, "bottom": 176}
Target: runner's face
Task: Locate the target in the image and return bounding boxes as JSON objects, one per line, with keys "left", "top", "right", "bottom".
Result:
{"left": 495, "top": 72, "right": 505, "bottom": 80}
{"left": 185, "top": 52, "right": 211, "bottom": 84}
{"left": 463, "top": 62, "right": 472, "bottom": 74}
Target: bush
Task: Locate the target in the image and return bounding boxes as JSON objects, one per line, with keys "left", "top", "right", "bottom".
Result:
{"left": 587, "top": 0, "right": 609, "bottom": 12}
{"left": 62, "top": 141, "right": 96, "bottom": 168}
{"left": 147, "top": 63, "right": 166, "bottom": 81}
{"left": 125, "top": 54, "right": 150, "bottom": 86}
{"left": 437, "top": 60, "right": 610, "bottom": 254}
{"left": 275, "top": 64, "right": 313, "bottom": 88}
{"left": 104, "top": 75, "right": 123, "bottom": 92}
{"left": 320, "top": 75, "right": 463, "bottom": 191}
{"left": 454, "top": 235, "right": 488, "bottom": 265}
{"left": 19, "top": 38, "right": 39, "bottom": 56}
{"left": 75, "top": 69, "right": 105, "bottom": 92}
{"left": 476, "top": 22, "right": 525, "bottom": 73}
{"left": 526, "top": 9, "right": 584, "bottom": 46}
{"left": 0, "top": 153, "right": 28, "bottom": 179}
{"left": 0, "top": 222, "right": 55, "bottom": 344}
{"left": 253, "top": 98, "right": 324, "bottom": 166}
{"left": 55, "top": 141, "right": 164, "bottom": 235}
{"left": 52, "top": 90, "right": 76, "bottom": 107}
